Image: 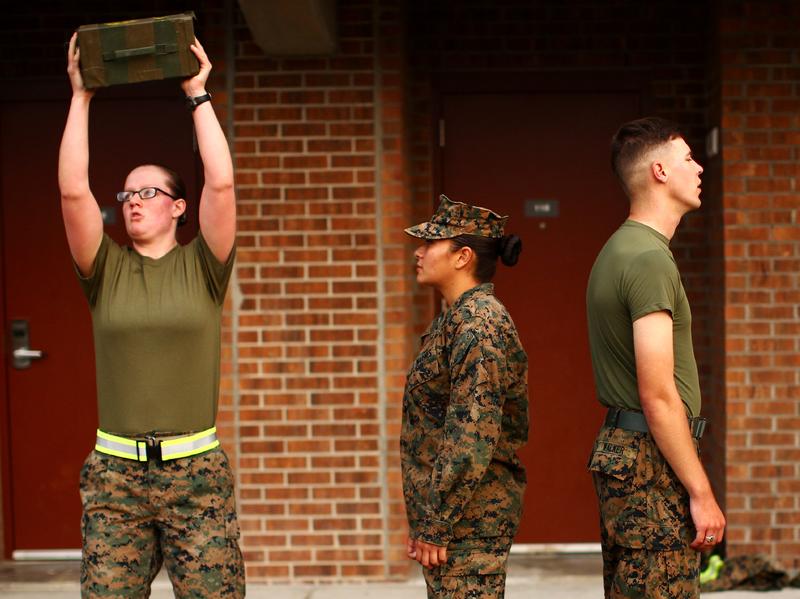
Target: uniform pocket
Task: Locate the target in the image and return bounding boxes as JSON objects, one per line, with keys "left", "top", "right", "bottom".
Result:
{"left": 587, "top": 431, "right": 640, "bottom": 481}
{"left": 407, "top": 358, "right": 440, "bottom": 389}
{"left": 406, "top": 358, "right": 449, "bottom": 423}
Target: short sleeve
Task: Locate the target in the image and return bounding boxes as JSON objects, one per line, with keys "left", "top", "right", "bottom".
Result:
{"left": 195, "top": 232, "right": 236, "bottom": 305}
{"left": 75, "top": 234, "right": 115, "bottom": 307}
{"left": 623, "top": 249, "right": 681, "bottom": 322}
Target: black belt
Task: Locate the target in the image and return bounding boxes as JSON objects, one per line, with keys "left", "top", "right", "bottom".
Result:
{"left": 605, "top": 407, "right": 707, "bottom": 440}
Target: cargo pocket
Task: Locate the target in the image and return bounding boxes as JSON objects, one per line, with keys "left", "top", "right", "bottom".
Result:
{"left": 587, "top": 430, "right": 640, "bottom": 482}
{"left": 588, "top": 428, "right": 648, "bottom": 549}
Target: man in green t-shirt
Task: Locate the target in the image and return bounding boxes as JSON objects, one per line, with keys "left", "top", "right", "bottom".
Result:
{"left": 586, "top": 117, "right": 726, "bottom": 598}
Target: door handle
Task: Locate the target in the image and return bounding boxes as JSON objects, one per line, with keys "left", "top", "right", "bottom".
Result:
{"left": 10, "top": 320, "right": 46, "bottom": 369}
{"left": 13, "top": 348, "right": 44, "bottom": 360}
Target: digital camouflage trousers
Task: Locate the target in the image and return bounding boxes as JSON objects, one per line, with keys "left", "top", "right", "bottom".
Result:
{"left": 80, "top": 447, "right": 245, "bottom": 598}
{"left": 589, "top": 425, "right": 700, "bottom": 598}
{"left": 422, "top": 537, "right": 511, "bottom": 599}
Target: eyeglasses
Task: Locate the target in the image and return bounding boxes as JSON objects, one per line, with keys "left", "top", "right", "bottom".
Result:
{"left": 116, "top": 187, "right": 178, "bottom": 203}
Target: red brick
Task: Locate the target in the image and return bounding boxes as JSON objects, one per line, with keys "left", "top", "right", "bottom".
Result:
{"left": 293, "top": 565, "right": 337, "bottom": 577}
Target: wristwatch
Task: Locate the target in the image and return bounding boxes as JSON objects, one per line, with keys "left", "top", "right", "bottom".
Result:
{"left": 185, "top": 92, "right": 212, "bottom": 112}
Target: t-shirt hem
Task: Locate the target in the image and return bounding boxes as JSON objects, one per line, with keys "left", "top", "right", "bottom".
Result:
{"left": 630, "top": 302, "right": 673, "bottom": 322}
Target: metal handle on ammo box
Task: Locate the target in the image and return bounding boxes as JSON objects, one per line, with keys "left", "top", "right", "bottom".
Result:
{"left": 103, "top": 43, "right": 178, "bottom": 61}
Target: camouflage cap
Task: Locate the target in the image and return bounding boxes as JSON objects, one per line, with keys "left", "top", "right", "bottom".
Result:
{"left": 405, "top": 195, "right": 508, "bottom": 240}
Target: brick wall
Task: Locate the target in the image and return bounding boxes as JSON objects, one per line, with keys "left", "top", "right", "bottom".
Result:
{"left": 230, "top": 0, "right": 411, "bottom": 580}
{"left": 719, "top": 0, "right": 800, "bottom": 568}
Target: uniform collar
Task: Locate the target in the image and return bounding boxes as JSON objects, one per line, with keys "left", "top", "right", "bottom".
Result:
{"left": 448, "top": 282, "right": 494, "bottom": 313}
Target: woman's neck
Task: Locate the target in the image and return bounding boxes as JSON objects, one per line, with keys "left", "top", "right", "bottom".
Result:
{"left": 132, "top": 235, "right": 178, "bottom": 259}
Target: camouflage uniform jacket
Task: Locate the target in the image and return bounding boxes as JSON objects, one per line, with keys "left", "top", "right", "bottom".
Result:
{"left": 401, "top": 283, "right": 529, "bottom": 547}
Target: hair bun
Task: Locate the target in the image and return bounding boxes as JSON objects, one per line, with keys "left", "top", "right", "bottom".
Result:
{"left": 499, "top": 234, "right": 522, "bottom": 266}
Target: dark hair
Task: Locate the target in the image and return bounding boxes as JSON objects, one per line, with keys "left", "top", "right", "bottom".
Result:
{"left": 450, "top": 234, "right": 522, "bottom": 283}
{"left": 146, "top": 163, "right": 188, "bottom": 226}
{"left": 610, "top": 117, "right": 683, "bottom": 197}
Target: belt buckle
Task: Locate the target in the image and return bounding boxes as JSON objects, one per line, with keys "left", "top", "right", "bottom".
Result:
{"left": 144, "top": 434, "right": 162, "bottom": 461}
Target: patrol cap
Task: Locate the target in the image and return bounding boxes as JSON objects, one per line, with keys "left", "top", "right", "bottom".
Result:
{"left": 405, "top": 195, "right": 508, "bottom": 240}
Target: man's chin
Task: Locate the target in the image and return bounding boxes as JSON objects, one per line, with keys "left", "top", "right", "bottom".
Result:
{"left": 683, "top": 195, "right": 702, "bottom": 212}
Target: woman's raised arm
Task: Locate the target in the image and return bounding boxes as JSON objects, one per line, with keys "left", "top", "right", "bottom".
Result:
{"left": 182, "top": 38, "right": 236, "bottom": 264}
{"left": 58, "top": 31, "right": 103, "bottom": 276}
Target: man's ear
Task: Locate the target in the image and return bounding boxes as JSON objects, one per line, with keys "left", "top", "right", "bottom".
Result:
{"left": 651, "top": 159, "right": 668, "bottom": 184}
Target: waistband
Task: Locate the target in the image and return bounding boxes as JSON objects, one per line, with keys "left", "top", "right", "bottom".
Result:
{"left": 605, "top": 408, "right": 707, "bottom": 440}
{"left": 95, "top": 427, "right": 219, "bottom": 461}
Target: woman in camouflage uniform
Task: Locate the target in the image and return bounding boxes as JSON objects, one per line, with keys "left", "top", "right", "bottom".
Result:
{"left": 402, "top": 195, "right": 529, "bottom": 599}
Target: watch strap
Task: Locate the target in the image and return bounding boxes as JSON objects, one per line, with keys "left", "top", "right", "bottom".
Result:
{"left": 186, "top": 92, "right": 212, "bottom": 111}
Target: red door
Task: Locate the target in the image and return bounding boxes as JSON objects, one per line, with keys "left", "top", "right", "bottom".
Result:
{"left": 441, "top": 93, "right": 639, "bottom": 543}
{"left": 1, "top": 91, "right": 198, "bottom": 554}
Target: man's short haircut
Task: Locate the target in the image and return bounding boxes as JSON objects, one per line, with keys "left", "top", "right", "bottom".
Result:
{"left": 610, "top": 117, "right": 684, "bottom": 196}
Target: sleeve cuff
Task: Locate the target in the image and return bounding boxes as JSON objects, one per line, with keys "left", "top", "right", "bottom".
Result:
{"left": 417, "top": 517, "right": 453, "bottom": 546}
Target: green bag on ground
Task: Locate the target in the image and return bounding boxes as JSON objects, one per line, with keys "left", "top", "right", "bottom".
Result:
{"left": 701, "top": 554, "right": 789, "bottom": 592}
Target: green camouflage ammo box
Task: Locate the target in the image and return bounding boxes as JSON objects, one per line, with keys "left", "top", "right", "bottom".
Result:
{"left": 77, "top": 12, "right": 199, "bottom": 89}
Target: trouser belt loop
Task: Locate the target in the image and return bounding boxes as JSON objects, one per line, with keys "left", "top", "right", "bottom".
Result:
{"left": 95, "top": 427, "right": 219, "bottom": 461}
{"left": 605, "top": 407, "right": 621, "bottom": 428}
{"left": 605, "top": 408, "right": 707, "bottom": 440}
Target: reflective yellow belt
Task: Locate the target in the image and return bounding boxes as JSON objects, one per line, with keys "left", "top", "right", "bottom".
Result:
{"left": 95, "top": 427, "right": 219, "bottom": 461}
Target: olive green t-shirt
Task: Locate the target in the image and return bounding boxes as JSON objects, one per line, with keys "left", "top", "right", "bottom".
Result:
{"left": 78, "top": 233, "right": 235, "bottom": 434}
{"left": 586, "top": 220, "right": 701, "bottom": 417}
